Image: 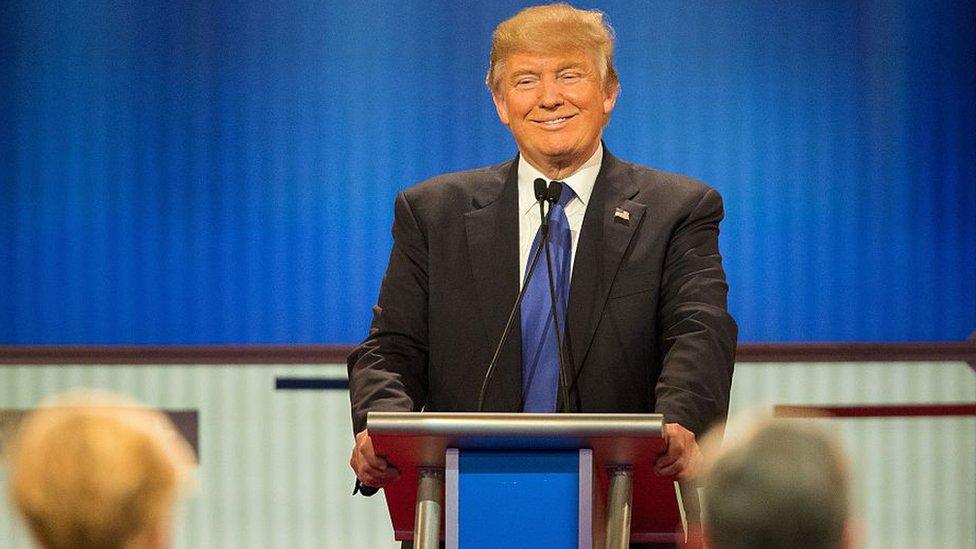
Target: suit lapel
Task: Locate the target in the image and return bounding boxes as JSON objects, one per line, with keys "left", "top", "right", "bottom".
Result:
{"left": 567, "top": 150, "right": 647, "bottom": 377}
{"left": 463, "top": 158, "right": 522, "bottom": 403}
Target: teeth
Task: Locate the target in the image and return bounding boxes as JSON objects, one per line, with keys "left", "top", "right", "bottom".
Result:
{"left": 543, "top": 117, "right": 567, "bottom": 125}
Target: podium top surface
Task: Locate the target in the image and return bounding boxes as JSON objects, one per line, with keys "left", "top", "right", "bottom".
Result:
{"left": 368, "top": 412, "right": 665, "bottom": 439}
{"left": 368, "top": 412, "right": 668, "bottom": 466}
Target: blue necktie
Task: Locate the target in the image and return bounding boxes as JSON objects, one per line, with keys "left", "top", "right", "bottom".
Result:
{"left": 521, "top": 183, "right": 575, "bottom": 412}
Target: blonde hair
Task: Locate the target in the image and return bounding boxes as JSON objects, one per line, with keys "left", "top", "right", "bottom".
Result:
{"left": 487, "top": 3, "right": 619, "bottom": 92}
{"left": 5, "top": 391, "right": 194, "bottom": 549}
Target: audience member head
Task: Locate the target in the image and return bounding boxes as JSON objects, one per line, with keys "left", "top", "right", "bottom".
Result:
{"left": 697, "top": 417, "right": 855, "bottom": 549}
{"left": 5, "top": 391, "right": 194, "bottom": 549}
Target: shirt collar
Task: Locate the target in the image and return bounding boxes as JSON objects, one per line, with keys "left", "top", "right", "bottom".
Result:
{"left": 518, "top": 143, "right": 603, "bottom": 215}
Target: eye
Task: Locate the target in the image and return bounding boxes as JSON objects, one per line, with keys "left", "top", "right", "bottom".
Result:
{"left": 560, "top": 71, "right": 582, "bottom": 82}
{"left": 514, "top": 76, "right": 538, "bottom": 89}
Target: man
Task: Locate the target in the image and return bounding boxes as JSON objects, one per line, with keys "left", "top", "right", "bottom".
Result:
{"left": 349, "top": 3, "right": 736, "bottom": 492}
{"left": 690, "top": 418, "right": 856, "bottom": 549}
{"left": 6, "top": 391, "right": 194, "bottom": 549}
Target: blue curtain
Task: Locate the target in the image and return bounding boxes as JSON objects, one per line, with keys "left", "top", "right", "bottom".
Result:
{"left": 1, "top": 0, "right": 973, "bottom": 343}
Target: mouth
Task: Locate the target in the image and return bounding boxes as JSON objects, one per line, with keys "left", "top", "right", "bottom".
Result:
{"left": 532, "top": 114, "right": 576, "bottom": 128}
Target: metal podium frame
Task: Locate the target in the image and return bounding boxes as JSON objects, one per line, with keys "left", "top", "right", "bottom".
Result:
{"left": 368, "top": 412, "right": 684, "bottom": 548}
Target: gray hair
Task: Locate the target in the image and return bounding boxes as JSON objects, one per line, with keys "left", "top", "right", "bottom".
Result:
{"left": 703, "top": 419, "right": 851, "bottom": 549}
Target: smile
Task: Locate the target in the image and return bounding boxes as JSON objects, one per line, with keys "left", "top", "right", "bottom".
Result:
{"left": 533, "top": 114, "right": 576, "bottom": 128}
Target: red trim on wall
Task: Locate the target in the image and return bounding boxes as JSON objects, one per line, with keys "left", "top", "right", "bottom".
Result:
{"left": 735, "top": 341, "right": 976, "bottom": 364}
{"left": 774, "top": 403, "right": 976, "bottom": 418}
{"left": 0, "top": 345, "right": 354, "bottom": 365}
{"left": 0, "top": 341, "right": 973, "bottom": 366}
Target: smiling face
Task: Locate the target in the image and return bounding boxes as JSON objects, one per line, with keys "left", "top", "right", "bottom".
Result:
{"left": 492, "top": 49, "right": 619, "bottom": 179}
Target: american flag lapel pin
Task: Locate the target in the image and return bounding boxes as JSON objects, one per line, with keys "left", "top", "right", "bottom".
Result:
{"left": 613, "top": 207, "right": 631, "bottom": 225}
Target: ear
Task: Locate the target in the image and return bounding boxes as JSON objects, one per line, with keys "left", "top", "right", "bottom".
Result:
{"left": 491, "top": 89, "right": 511, "bottom": 126}
{"left": 602, "top": 82, "right": 620, "bottom": 115}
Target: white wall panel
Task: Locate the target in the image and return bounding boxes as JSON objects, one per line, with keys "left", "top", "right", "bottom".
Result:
{"left": 0, "top": 361, "right": 973, "bottom": 548}
{"left": 729, "top": 361, "right": 976, "bottom": 549}
{"left": 0, "top": 364, "right": 398, "bottom": 549}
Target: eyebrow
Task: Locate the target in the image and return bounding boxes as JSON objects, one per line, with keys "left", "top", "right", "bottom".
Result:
{"left": 509, "top": 69, "right": 539, "bottom": 79}
{"left": 509, "top": 62, "right": 587, "bottom": 80}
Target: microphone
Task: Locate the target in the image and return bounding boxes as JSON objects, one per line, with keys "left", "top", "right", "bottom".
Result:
{"left": 546, "top": 180, "right": 562, "bottom": 203}
{"left": 539, "top": 181, "right": 574, "bottom": 413}
{"left": 477, "top": 178, "right": 555, "bottom": 412}
{"left": 534, "top": 177, "right": 550, "bottom": 238}
{"left": 534, "top": 177, "right": 549, "bottom": 204}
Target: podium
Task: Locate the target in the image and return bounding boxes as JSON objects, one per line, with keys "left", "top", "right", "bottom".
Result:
{"left": 368, "top": 412, "right": 685, "bottom": 548}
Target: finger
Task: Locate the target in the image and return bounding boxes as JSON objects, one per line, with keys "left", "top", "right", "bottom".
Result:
{"left": 655, "top": 458, "right": 684, "bottom": 478}
{"left": 355, "top": 460, "right": 389, "bottom": 479}
{"left": 355, "top": 463, "right": 397, "bottom": 484}
{"left": 355, "top": 432, "right": 391, "bottom": 470}
{"left": 655, "top": 437, "right": 685, "bottom": 468}
{"left": 656, "top": 440, "right": 683, "bottom": 465}
{"left": 360, "top": 474, "right": 382, "bottom": 487}
{"left": 655, "top": 452, "right": 678, "bottom": 469}
{"left": 351, "top": 452, "right": 385, "bottom": 482}
{"left": 657, "top": 451, "right": 702, "bottom": 480}
{"left": 352, "top": 449, "right": 396, "bottom": 478}
{"left": 360, "top": 448, "right": 389, "bottom": 471}
{"left": 352, "top": 430, "right": 401, "bottom": 486}
{"left": 360, "top": 466, "right": 400, "bottom": 487}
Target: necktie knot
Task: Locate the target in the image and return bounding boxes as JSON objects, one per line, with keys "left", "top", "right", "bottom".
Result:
{"left": 552, "top": 181, "right": 576, "bottom": 208}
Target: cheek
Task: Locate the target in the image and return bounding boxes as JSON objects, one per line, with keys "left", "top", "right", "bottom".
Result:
{"left": 512, "top": 95, "right": 538, "bottom": 116}
{"left": 492, "top": 93, "right": 513, "bottom": 125}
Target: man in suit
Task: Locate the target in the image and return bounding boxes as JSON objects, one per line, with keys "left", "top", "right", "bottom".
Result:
{"left": 348, "top": 3, "right": 736, "bottom": 493}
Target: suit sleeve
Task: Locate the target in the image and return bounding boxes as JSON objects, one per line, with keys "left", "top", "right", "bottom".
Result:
{"left": 347, "top": 191, "right": 430, "bottom": 435}
{"left": 654, "top": 188, "right": 737, "bottom": 436}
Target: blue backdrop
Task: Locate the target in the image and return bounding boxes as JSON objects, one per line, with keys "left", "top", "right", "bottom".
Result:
{"left": 1, "top": 1, "right": 973, "bottom": 344}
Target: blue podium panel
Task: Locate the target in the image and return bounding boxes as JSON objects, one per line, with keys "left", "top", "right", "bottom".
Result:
{"left": 458, "top": 450, "right": 579, "bottom": 548}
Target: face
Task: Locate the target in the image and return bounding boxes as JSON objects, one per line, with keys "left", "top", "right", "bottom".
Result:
{"left": 492, "top": 49, "right": 618, "bottom": 176}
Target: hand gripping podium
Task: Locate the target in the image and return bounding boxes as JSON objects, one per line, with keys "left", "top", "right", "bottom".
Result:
{"left": 368, "top": 412, "right": 685, "bottom": 548}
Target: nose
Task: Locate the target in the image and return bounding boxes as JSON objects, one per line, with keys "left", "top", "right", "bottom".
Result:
{"left": 538, "top": 79, "right": 563, "bottom": 109}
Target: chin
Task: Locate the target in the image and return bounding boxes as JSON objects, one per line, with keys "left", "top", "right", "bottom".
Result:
{"left": 545, "top": 146, "right": 583, "bottom": 164}
{"left": 537, "top": 139, "right": 577, "bottom": 157}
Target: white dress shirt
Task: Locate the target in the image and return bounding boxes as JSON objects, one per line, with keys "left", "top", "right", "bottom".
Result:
{"left": 517, "top": 144, "right": 603, "bottom": 286}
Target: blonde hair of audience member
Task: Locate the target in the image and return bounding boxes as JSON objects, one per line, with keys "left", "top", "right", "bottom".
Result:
{"left": 486, "top": 2, "right": 620, "bottom": 94}
{"left": 5, "top": 391, "right": 194, "bottom": 549}
{"left": 696, "top": 417, "right": 855, "bottom": 549}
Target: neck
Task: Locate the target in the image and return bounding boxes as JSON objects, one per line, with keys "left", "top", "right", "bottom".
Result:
{"left": 539, "top": 160, "right": 582, "bottom": 181}
{"left": 523, "top": 143, "right": 601, "bottom": 180}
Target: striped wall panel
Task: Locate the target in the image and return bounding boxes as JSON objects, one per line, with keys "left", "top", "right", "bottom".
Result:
{"left": 729, "top": 361, "right": 976, "bottom": 549}
{"left": 0, "top": 361, "right": 973, "bottom": 548}
{"left": 0, "top": 365, "right": 397, "bottom": 549}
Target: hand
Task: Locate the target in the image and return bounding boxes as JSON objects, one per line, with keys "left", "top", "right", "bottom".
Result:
{"left": 654, "top": 423, "right": 703, "bottom": 480}
{"left": 349, "top": 429, "right": 400, "bottom": 488}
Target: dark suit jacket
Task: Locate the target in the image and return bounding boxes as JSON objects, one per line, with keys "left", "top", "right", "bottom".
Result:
{"left": 348, "top": 148, "right": 736, "bottom": 437}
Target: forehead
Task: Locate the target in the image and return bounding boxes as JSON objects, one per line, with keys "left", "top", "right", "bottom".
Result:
{"left": 502, "top": 49, "right": 597, "bottom": 74}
